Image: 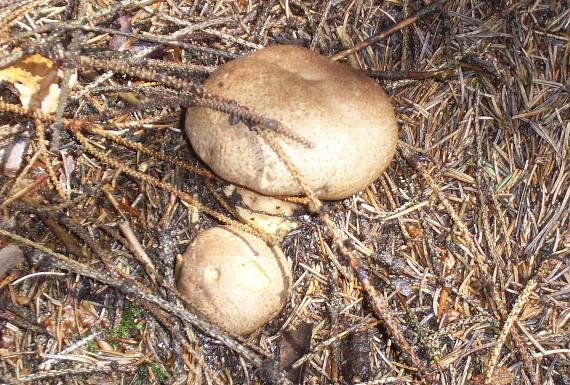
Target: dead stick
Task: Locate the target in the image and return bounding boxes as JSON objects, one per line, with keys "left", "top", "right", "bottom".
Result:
{"left": 118, "top": 221, "right": 158, "bottom": 285}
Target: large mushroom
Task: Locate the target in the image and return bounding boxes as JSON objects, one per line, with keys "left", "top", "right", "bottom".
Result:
{"left": 176, "top": 226, "right": 292, "bottom": 336}
{"left": 186, "top": 44, "right": 398, "bottom": 200}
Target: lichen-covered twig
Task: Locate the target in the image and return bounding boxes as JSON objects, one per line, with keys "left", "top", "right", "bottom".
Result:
{"left": 83, "top": 123, "right": 216, "bottom": 179}
{"left": 66, "top": 55, "right": 313, "bottom": 149}
{"left": 69, "top": 123, "right": 278, "bottom": 246}
{"left": 484, "top": 277, "right": 537, "bottom": 383}
{"left": 0, "top": 100, "right": 276, "bottom": 245}
{"left": 33, "top": 116, "right": 66, "bottom": 200}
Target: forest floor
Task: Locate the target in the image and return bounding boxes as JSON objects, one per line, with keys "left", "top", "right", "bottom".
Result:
{"left": 0, "top": 0, "right": 569, "bottom": 384}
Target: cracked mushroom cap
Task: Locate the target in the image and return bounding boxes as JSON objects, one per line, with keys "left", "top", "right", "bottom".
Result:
{"left": 176, "top": 226, "right": 292, "bottom": 336}
{"left": 185, "top": 44, "right": 398, "bottom": 200}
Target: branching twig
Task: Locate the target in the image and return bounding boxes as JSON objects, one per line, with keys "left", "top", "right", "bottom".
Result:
{"left": 330, "top": 0, "right": 446, "bottom": 61}
{"left": 67, "top": 55, "right": 313, "bottom": 149}
{"left": 0, "top": 101, "right": 277, "bottom": 245}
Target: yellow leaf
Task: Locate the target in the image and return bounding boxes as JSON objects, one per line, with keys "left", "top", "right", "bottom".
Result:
{"left": 0, "top": 53, "right": 76, "bottom": 113}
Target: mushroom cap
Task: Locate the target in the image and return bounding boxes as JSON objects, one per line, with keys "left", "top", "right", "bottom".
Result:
{"left": 186, "top": 44, "right": 398, "bottom": 200}
{"left": 176, "top": 226, "right": 292, "bottom": 336}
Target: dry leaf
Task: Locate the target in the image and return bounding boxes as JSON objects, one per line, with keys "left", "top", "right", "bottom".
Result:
{"left": 279, "top": 322, "right": 312, "bottom": 383}
{"left": 0, "top": 53, "right": 76, "bottom": 113}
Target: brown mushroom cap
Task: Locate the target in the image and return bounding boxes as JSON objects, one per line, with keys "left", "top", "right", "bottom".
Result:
{"left": 186, "top": 44, "right": 398, "bottom": 200}
{"left": 176, "top": 226, "right": 292, "bottom": 336}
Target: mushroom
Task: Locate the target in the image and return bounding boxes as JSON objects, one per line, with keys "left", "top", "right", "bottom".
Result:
{"left": 186, "top": 44, "right": 398, "bottom": 200}
{"left": 176, "top": 226, "right": 292, "bottom": 336}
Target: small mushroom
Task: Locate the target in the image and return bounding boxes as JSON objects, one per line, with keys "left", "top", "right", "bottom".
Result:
{"left": 186, "top": 44, "right": 398, "bottom": 200}
{"left": 176, "top": 226, "right": 292, "bottom": 336}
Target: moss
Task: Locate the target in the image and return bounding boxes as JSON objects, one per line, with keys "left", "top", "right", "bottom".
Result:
{"left": 85, "top": 339, "right": 98, "bottom": 351}
{"left": 149, "top": 362, "right": 169, "bottom": 382}
{"left": 108, "top": 301, "right": 145, "bottom": 339}
{"left": 133, "top": 362, "right": 169, "bottom": 384}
